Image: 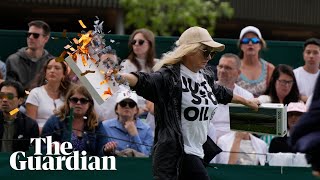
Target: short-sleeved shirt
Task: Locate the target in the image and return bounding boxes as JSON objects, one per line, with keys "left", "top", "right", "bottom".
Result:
{"left": 180, "top": 64, "right": 218, "bottom": 158}
{"left": 26, "top": 86, "right": 64, "bottom": 127}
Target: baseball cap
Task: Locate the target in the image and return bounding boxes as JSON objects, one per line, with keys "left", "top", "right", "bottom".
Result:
{"left": 176, "top": 26, "right": 225, "bottom": 52}
{"left": 116, "top": 90, "right": 138, "bottom": 104}
{"left": 287, "top": 102, "right": 307, "bottom": 113}
{"left": 239, "top": 26, "right": 262, "bottom": 39}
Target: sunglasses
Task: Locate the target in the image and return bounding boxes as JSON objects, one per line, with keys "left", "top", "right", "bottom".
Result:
{"left": 240, "top": 37, "right": 261, "bottom": 44}
{"left": 201, "top": 49, "right": 217, "bottom": 59}
{"left": 69, "top": 97, "right": 91, "bottom": 105}
{"left": 131, "top": 39, "right": 145, "bottom": 46}
{"left": 0, "top": 92, "right": 17, "bottom": 100}
{"left": 27, "top": 32, "right": 43, "bottom": 39}
{"left": 277, "top": 79, "right": 294, "bottom": 86}
{"left": 119, "top": 100, "right": 136, "bottom": 108}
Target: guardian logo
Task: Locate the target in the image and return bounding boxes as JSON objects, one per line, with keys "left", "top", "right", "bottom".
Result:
{"left": 9, "top": 136, "right": 117, "bottom": 170}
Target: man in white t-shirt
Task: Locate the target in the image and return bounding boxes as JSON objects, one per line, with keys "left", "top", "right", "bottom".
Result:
{"left": 209, "top": 53, "right": 254, "bottom": 142}
{"left": 294, "top": 38, "right": 320, "bottom": 102}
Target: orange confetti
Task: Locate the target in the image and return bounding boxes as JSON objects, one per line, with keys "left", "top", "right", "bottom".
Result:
{"left": 103, "top": 88, "right": 112, "bottom": 95}
{"left": 89, "top": 57, "right": 97, "bottom": 63}
{"left": 99, "top": 70, "right": 105, "bottom": 74}
{"left": 78, "top": 20, "right": 87, "bottom": 28}
{"left": 78, "top": 31, "right": 92, "bottom": 52}
{"left": 72, "top": 38, "right": 79, "bottom": 45}
{"left": 81, "top": 55, "right": 88, "bottom": 66}
{"left": 72, "top": 53, "right": 77, "bottom": 62}
{"left": 100, "top": 80, "right": 108, "bottom": 85}
{"left": 64, "top": 45, "right": 72, "bottom": 50}
{"left": 56, "top": 51, "right": 67, "bottom": 62}
{"left": 9, "top": 108, "right": 19, "bottom": 116}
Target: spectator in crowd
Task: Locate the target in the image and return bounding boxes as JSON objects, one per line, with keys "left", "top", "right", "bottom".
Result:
{"left": 120, "top": 28, "right": 159, "bottom": 119}
{"left": 118, "top": 26, "right": 259, "bottom": 180}
{"left": 255, "top": 64, "right": 300, "bottom": 145}
{"left": 102, "top": 90, "right": 153, "bottom": 156}
{"left": 41, "top": 85, "right": 109, "bottom": 156}
{"left": 0, "top": 80, "right": 39, "bottom": 152}
{"left": 236, "top": 26, "right": 275, "bottom": 97}
{"left": 210, "top": 53, "right": 254, "bottom": 142}
{"left": 269, "top": 102, "right": 306, "bottom": 153}
{"left": 94, "top": 50, "right": 121, "bottom": 121}
{"left": 255, "top": 64, "right": 300, "bottom": 105}
{"left": 26, "top": 58, "right": 73, "bottom": 132}
{"left": 290, "top": 75, "right": 320, "bottom": 177}
{"left": 6, "top": 20, "right": 54, "bottom": 89}
{"left": 293, "top": 38, "right": 320, "bottom": 103}
{"left": 121, "top": 28, "right": 158, "bottom": 73}
{"left": 214, "top": 131, "right": 267, "bottom": 165}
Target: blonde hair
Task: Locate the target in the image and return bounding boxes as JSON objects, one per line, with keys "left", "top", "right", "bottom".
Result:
{"left": 153, "top": 42, "right": 205, "bottom": 71}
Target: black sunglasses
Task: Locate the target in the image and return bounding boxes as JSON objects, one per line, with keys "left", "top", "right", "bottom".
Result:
{"left": 131, "top": 39, "right": 145, "bottom": 46}
{"left": 201, "top": 49, "right": 217, "bottom": 59}
{"left": 69, "top": 97, "right": 91, "bottom": 105}
{"left": 27, "top": 32, "right": 42, "bottom": 39}
{"left": 119, "top": 100, "right": 136, "bottom": 108}
{"left": 0, "top": 92, "right": 17, "bottom": 100}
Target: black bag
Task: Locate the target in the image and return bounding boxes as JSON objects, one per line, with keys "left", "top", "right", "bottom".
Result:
{"left": 203, "top": 136, "right": 222, "bottom": 165}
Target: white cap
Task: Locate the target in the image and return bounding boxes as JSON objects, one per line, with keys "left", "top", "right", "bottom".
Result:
{"left": 176, "top": 26, "right": 225, "bottom": 52}
{"left": 116, "top": 90, "right": 138, "bottom": 104}
{"left": 287, "top": 102, "right": 307, "bottom": 113}
{"left": 239, "top": 26, "right": 262, "bottom": 39}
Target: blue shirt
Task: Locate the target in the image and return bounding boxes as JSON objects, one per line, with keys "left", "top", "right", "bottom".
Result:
{"left": 102, "top": 118, "right": 154, "bottom": 156}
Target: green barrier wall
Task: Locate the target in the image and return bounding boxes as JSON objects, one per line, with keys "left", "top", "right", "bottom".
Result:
{"left": 0, "top": 153, "right": 315, "bottom": 180}
{"left": 0, "top": 30, "right": 305, "bottom": 69}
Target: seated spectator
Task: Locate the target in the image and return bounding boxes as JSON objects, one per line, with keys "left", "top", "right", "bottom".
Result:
{"left": 120, "top": 28, "right": 159, "bottom": 118}
{"left": 121, "top": 28, "right": 158, "bottom": 73}
{"left": 294, "top": 38, "right": 320, "bottom": 103}
{"left": 6, "top": 20, "right": 54, "bottom": 89}
{"left": 41, "top": 85, "right": 108, "bottom": 156}
{"left": 269, "top": 102, "right": 307, "bottom": 153}
{"left": 210, "top": 53, "right": 254, "bottom": 142}
{"left": 255, "top": 64, "right": 300, "bottom": 104}
{"left": 254, "top": 64, "right": 301, "bottom": 145}
{"left": 93, "top": 51, "right": 121, "bottom": 121}
{"left": 102, "top": 90, "right": 153, "bottom": 156}
{"left": 0, "top": 80, "right": 39, "bottom": 152}
{"left": 236, "top": 26, "right": 275, "bottom": 97}
{"left": 214, "top": 131, "right": 267, "bottom": 165}
{"left": 26, "top": 58, "right": 73, "bottom": 132}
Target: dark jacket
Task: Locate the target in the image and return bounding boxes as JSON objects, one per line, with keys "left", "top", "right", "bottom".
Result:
{"left": 6, "top": 47, "right": 54, "bottom": 89}
{"left": 41, "top": 115, "right": 108, "bottom": 156}
{"left": 269, "top": 135, "right": 293, "bottom": 153}
{"left": 0, "top": 111, "right": 39, "bottom": 152}
{"left": 132, "top": 63, "right": 233, "bottom": 180}
{"left": 290, "top": 75, "right": 320, "bottom": 171}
